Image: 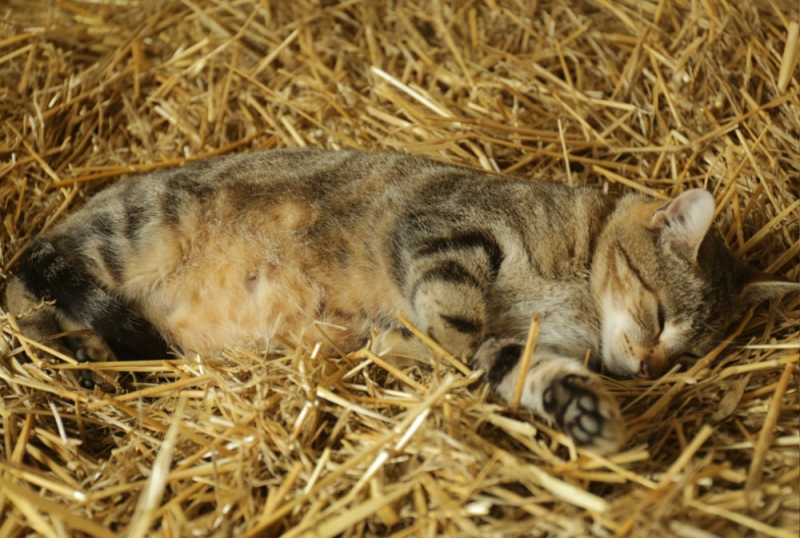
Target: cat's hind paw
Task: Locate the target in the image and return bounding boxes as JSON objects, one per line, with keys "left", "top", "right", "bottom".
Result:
{"left": 544, "top": 372, "right": 625, "bottom": 454}
{"left": 62, "top": 329, "right": 118, "bottom": 390}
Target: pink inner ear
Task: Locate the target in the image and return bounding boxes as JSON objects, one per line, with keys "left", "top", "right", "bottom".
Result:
{"left": 652, "top": 189, "right": 716, "bottom": 256}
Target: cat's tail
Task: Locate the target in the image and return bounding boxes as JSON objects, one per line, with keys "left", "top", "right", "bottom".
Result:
{"left": 7, "top": 236, "right": 170, "bottom": 362}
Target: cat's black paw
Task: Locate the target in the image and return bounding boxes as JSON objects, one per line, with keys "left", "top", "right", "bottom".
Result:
{"left": 543, "top": 373, "right": 625, "bottom": 454}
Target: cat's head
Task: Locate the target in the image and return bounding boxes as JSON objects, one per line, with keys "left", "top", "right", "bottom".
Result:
{"left": 592, "top": 189, "right": 799, "bottom": 379}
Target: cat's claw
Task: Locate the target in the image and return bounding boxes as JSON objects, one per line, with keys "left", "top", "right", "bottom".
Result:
{"left": 543, "top": 373, "right": 625, "bottom": 454}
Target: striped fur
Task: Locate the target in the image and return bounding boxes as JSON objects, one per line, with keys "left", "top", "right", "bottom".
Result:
{"left": 6, "top": 148, "right": 798, "bottom": 453}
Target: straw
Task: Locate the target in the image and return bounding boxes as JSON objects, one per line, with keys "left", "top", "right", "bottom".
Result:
{"left": 1, "top": 1, "right": 798, "bottom": 536}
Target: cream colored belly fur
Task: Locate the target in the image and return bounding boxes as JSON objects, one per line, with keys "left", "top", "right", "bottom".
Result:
{"left": 116, "top": 207, "right": 406, "bottom": 354}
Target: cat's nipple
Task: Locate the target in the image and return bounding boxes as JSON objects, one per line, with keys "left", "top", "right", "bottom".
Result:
{"left": 245, "top": 270, "right": 259, "bottom": 293}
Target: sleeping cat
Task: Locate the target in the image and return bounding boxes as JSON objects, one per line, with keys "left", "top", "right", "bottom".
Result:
{"left": 5, "top": 148, "right": 798, "bottom": 454}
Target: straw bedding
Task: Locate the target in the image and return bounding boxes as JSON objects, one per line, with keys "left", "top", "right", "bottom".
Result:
{"left": 1, "top": 0, "right": 798, "bottom": 536}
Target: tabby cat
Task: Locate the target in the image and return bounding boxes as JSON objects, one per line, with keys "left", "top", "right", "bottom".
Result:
{"left": 5, "top": 148, "right": 798, "bottom": 454}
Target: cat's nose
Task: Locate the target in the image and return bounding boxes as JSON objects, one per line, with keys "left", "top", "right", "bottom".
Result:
{"left": 638, "top": 357, "right": 669, "bottom": 378}
{"left": 635, "top": 345, "right": 667, "bottom": 378}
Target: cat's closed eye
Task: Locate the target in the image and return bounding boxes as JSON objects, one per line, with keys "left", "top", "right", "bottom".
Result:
{"left": 655, "top": 303, "right": 666, "bottom": 336}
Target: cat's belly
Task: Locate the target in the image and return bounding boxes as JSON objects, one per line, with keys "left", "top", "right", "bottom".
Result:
{"left": 118, "top": 225, "right": 406, "bottom": 354}
{"left": 154, "top": 260, "right": 323, "bottom": 353}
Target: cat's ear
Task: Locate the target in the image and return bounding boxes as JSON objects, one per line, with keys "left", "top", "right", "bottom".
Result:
{"left": 739, "top": 267, "right": 800, "bottom": 306}
{"left": 651, "top": 189, "right": 716, "bottom": 260}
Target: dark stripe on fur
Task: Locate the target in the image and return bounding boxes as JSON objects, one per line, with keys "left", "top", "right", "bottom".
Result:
{"left": 487, "top": 343, "right": 522, "bottom": 388}
{"left": 617, "top": 243, "right": 655, "bottom": 293}
{"left": 161, "top": 190, "right": 183, "bottom": 226}
{"left": 411, "top": 260, "right": 482, "bottom": 299}
{"left": 90, "top": 215, "right": 116, "bottom": 238}
{"left": 17, "top": 239, "right": 77, "bottom": 303}
{"left": 123, "top": 203, "right": 148, "bottom": 246}
{"left": 439, "top": 314, "right": 483, "bottom": 334}
{"left": 16, "top": 238, "right": 170, "bottom": 361}
{"left": 415, "top": 230, "right": 504, "bottom": 280}
{"left": 87, "top": 214, "right": 125, "bottom": 282}
{"left": 98, "top": 243, "right": 124, "bottom": 283}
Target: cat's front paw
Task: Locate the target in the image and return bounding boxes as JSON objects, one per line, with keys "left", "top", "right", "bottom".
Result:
{"left": 543, "top": 373, "right": 625, "bottom": 454}
{"left": 472, "top": 338, "right": 625, "bottom": 454}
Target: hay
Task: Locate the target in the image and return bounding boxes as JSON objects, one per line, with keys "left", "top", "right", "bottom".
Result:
{"left": 1, "top": 0, "right": 798, "bottom": 536}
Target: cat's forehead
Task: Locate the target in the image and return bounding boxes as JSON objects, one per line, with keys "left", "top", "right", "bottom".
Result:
{"left": 608, "top": 206, "right": 717, "bottom": 294}
{"left": 611, "top": 211, "right": 742, "bottom": 320}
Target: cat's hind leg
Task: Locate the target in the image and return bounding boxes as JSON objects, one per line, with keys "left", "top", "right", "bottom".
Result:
{"left": 8, "top": 237, "right": 171, "bottom": 386}
{"left": 5, "top": 275, "right": 73, "bottom": 359}
{"left": 472, "top": 338, "right": 625, "bottom": 454}
{"left": 6, "top": 274, "right": 103, "bottom": 388}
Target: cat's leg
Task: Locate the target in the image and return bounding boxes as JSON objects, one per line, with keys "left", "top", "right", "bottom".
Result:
{"left": 6, "top": 275, "right": 102, "bottom": 388}
{"left": 371, "top": 274, "right": 486, "bottom": 361}
{"left": 5, "top": 275, "right": 73, "bottom": 359}
{"left": 8, "top": 237, "right": 171, "bottom": 388}
{"left": 472, "top": 338, "right": 625, "bottom": 454}
{"left": 373, "top": 229, "right": 501, "bottom": 361}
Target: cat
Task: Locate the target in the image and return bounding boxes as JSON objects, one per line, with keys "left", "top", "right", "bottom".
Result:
{"left": 5, "top": 148, "right": 798, "bottom": 454}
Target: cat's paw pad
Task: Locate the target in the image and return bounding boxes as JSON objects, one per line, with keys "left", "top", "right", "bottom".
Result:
{"left": 75, "top": 348, "right": 96, "bottom": 389}
{"left": 543, "top": 373, "right": 625, "bottom": 454}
